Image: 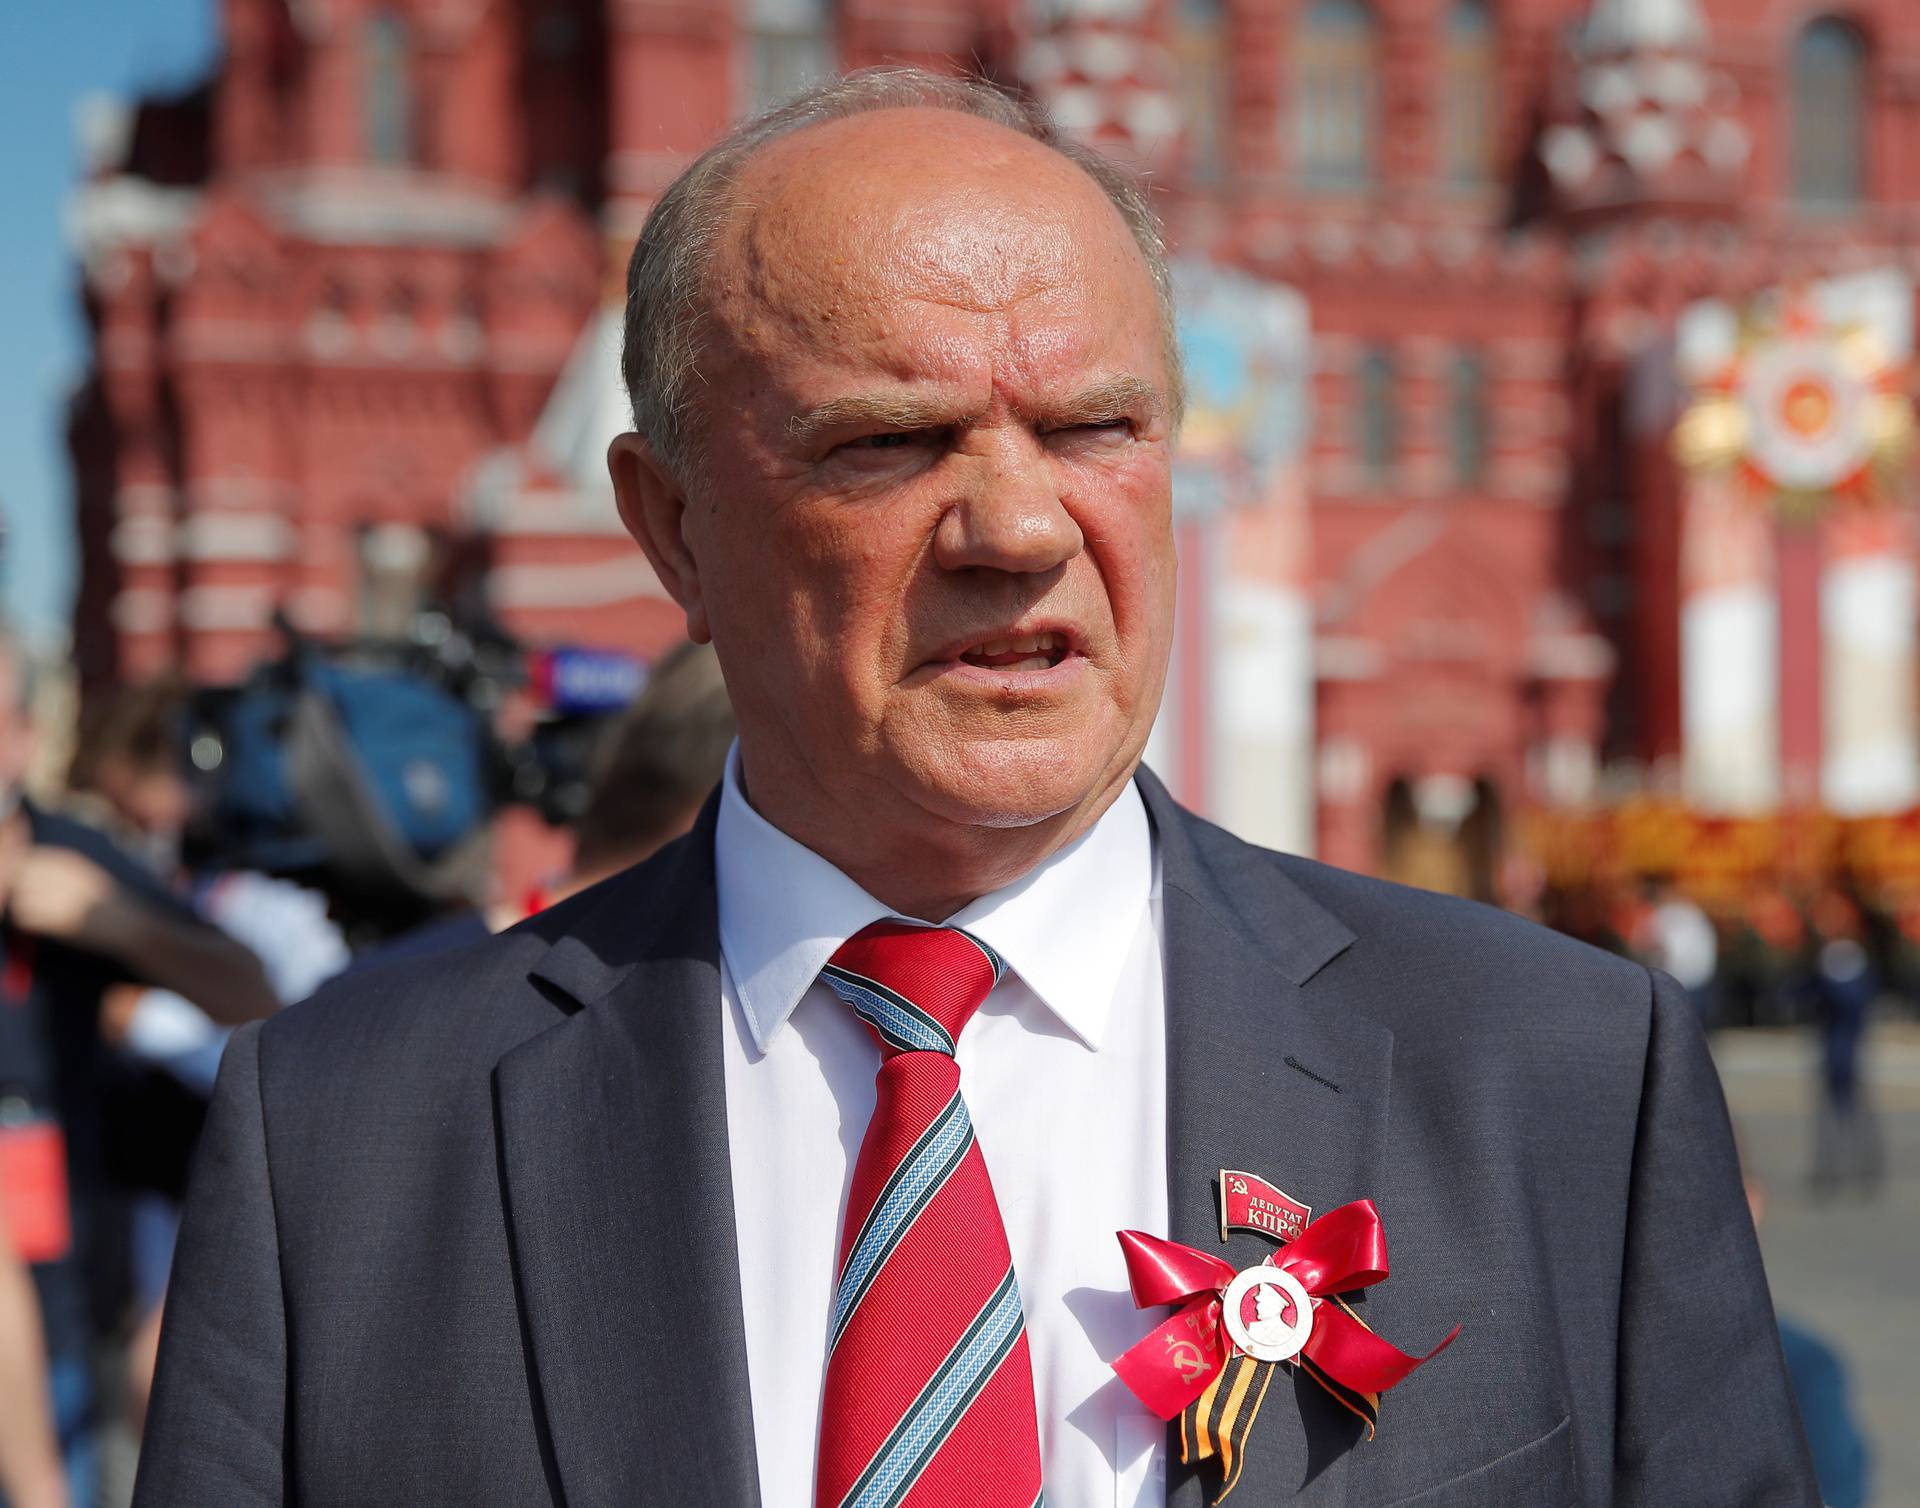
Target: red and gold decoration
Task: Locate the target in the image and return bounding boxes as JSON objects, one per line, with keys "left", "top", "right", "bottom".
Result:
{"left": 1523, "top": 798, "right": 1840, "bottom": 906}
{"left": 1517, "top": 797, "right": 1920, "bottom": 909}
{"left": 1674, "top": 292, "right": 1914, "bottom": 521}
{"left": 1111, "top": 1180, "right": 1457, "bottom": 1503}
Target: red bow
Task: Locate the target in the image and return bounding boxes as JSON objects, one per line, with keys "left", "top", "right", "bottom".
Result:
{"left": 1111, "top": 1200, "right": 1458, "bottom": 1427}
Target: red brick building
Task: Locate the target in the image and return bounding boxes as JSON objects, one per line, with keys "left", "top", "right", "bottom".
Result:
{"left": 67, "top": 0, "right": 1920, "bottom": 885}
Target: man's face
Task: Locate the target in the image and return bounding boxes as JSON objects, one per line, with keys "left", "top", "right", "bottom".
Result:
{"left": 632, "top": 109, "right": 1176, "bottom": 839}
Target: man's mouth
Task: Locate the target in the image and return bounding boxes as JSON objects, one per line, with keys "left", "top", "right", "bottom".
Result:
{"left": 955, "top": 631, "right": 1071, "bottom": 672}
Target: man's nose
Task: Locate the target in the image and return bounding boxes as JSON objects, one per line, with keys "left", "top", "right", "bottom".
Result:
{"left": 933, "top": 433, "right": 1084, "bottom": 575}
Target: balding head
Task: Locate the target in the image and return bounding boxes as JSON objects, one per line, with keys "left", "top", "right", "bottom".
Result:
{"left": 607, "top": 70, "right": 1180, "bottom": 919}
{"left": 620, "top": 69, "right": 1182, "bottom": 487}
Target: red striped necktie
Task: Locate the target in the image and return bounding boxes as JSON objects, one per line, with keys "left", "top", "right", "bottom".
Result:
{"left": 813, "top": 920, "right": 1045, "bottom": 1508}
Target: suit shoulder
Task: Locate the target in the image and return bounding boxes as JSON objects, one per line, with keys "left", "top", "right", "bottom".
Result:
{"left": 1152, "top": 795, "right": 1651, "bottom": 1006}
{"left": 252, "top": 858, "right": 664, "bottom": 1077}
{"left": 1290, "top": 851, "right": 1636, "bottom": 975}
{"left": 255, "top": 913, "right": 556, "bottom": 1082}
{"left": 1282, "top": 845, "right": 1643, "bottom": 991}
{"left": 1259, "top": 852, "right": 1666, "bottom": 1075}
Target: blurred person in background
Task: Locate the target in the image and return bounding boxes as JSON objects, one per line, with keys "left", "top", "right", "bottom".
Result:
{"left": 0, "top": 623, "right": 276, "bottom": 1501}
{"left": 1633, "top": 876, "right": 1720, "bottom": 1028}
{"left": 1805, "top": 889, "right": 1883, "bottom": 1197}
{"left": 1723, "top": 881, "right": 1810, "bottom": 1029}
{"left": 1888, "top": 889, "right": 1920, "bottom": 1010}
{"left": 64, "top": 679, "right": 349, "bottom": 1094}
{"left": 63, "top": 680, "right": 193, "bottom": 879}
{"left": 1742, "top": 1171, "right": 1870, "bottom": 1508}
{"left": 350, "top": 639, "right": 736, "bottom": 973}
{"left": 0, "top": 1225, "right": 67, "bottom": 1508}
{"left": 559, "top": 640, "right": 735, "bottom": 897}
{"left": 59, "top": 676, "right": 352, "bottom": 1437}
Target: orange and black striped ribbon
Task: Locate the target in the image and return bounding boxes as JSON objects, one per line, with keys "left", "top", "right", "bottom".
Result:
{"left": 1176, "top": 1299, "right": 1386, "bottom": 1504}
{"left": 1179, "top": 1353, "right": 1274, "bottom": 1504}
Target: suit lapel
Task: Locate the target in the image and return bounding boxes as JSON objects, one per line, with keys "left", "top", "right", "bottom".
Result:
{"left": 1141, "top": 771, "right": 1393, "bottom": 1507}
{"left": 494, "top": 805, "right": 761, "bottom": 1507}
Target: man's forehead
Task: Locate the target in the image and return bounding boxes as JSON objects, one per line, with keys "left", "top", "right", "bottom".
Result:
{"left": 734, "top": 269, "right": 1155, "bottom": 431}
{"left": 711, "top": 109, "right": 1149, "bottom": 335}
{"left": 730, "top": 105, "right": 1084, "bottom": 213}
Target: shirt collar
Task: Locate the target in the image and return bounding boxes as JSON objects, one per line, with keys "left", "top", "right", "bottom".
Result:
{"left": 714, "top": 745, "right": 1154, "bottom": 1056}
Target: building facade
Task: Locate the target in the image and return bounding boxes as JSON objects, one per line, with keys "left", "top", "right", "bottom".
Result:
{"left": 67, "top": 0, "right": 1920, "bottom": 887}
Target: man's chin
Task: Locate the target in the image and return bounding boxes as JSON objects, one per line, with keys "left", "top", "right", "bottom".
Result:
{"left": 892, "top": 735, "right": 1134, "bottom": 833}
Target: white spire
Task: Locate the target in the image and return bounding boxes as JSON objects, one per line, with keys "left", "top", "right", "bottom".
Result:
{"left": 528, "top": 305, "right": 630, "bottom": 500}
{"left": 1582, "top": 0, "right": 1705, "bottom": 54}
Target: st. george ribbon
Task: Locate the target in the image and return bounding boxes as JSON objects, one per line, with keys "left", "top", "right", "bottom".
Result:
{"left": 1111, "top": 1200, "right": 1459, "bottom": 1435}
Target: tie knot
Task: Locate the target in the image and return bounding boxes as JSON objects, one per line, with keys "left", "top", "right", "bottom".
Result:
{"left": 821, "top": 920, "right": 1004, "bottom": 1056}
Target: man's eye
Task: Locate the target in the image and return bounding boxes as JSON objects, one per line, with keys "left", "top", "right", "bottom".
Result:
{"left": 849, "top": 432, "right": 918, "bottom": 450}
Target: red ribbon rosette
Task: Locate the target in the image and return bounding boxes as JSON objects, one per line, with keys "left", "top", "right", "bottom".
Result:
{"left": 1112, "top": 1200, "right": 1458, "bottom": 1437}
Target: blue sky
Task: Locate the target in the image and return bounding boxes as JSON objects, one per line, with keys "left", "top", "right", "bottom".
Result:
{"left": 0, "top": 0, "right": 216, "bottom": 647}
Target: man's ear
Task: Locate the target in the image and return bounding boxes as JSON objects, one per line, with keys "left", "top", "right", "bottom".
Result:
{"left": 609, "top": 432, "right": 711, "bottom": 643}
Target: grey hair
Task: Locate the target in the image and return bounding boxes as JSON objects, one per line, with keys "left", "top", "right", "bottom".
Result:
{"left": 619, "top": 67, "right": 1184, "bottom": 485}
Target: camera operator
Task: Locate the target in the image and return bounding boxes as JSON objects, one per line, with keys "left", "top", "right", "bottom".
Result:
{"left": 0, "top": 625, "right": 275, "bottom": 1500}
{"left": 345, "top": 639, "right": 735, "bottom": 979}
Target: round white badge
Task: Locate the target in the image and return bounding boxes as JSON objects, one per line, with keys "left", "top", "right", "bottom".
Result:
{"left": 1221, "top": 1265, "right": 1314, "bottom": 1364}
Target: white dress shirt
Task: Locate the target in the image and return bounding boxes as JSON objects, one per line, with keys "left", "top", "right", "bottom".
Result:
{"left": 715, "top": 749, "right": 1170, "bottom": 1507}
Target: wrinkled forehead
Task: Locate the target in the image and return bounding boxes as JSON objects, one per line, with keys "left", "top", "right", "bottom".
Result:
{"left": 707, "top": 110, "right": 1159, "bottom": 373}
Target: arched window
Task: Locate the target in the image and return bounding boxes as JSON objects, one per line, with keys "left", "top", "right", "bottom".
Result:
{"left": 1793, "top": 17, "right": 1869, "bottom": 209}
{"left": 1449, "top": 349, "right": 1489, "bottom": 487}
{"left": 1358, "top": 345, "right": 1398, "bottom": 485}
{"left": 1293, "top": 0, "right": 1379, "bottom": 190}
{"left": 364, "top": 12, "right": 413, "bottom": 166}
{"left": 1441, "top": 0, "right": 1496, "bottom": 185}
{"left": 746, "top": 0, "right": 834, "bottom": 115}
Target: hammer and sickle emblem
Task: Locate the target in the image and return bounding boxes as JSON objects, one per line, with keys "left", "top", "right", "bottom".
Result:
{"left": 1228, "top": 1176, "right": 1248, "bottom": 1196}
{"left": 1167, "top": 1337, "right": 1207, "bottom": 1382}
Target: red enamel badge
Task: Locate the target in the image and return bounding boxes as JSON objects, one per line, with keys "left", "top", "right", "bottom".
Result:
{"left": 1218, "top": 1166, "right": 1311, "bottom": 1245}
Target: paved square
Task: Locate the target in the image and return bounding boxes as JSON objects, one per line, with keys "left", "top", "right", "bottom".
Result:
{"left": 1716, "top": 1025, "right": 1920, "bottom": 1507}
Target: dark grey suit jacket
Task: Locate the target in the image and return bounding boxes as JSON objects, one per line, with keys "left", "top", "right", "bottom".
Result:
{"left": 135, "top": 772, "right": 1818, "bottom": 1506}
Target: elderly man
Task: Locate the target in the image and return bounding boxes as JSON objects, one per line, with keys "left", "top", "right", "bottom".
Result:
{"left": 137, "top": 72, "right": 1815, "bottom": 1507}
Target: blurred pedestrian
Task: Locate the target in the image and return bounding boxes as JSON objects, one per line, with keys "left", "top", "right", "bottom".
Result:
{"left": 60, "top": 677, "right": 352, "bottom": 1437}
{"left": 1888, "top": 889, "right": 1920, "bottom": 1010}
{"left": 1806, "top": 890, "right": 1883, "bottom": 1197}
{"left": 1634, "top": 877, "right": 1720, "bottom": 1027}
{"left": 0, "top": 1225, "right": 67, "bottom": 1508}
{"left": 348, "top": 639, "right": 736, "bottom": 976}
{"left": 0, "top": 624, "right": 276, "bottom": 1498}
{"left": 560, "top": 640, "right": 736, "bottom": 896}
{"left": 1776, "top": 1321, "right": 1870, "bottom": 1508}
{"left": 63, "top": 678, "right": 193, "bottom": 879}
{"left": 1744, "top": 1175, "right": 1871, "bottom": 1508}
{"left": 1723, "top": 881, "right": 1809, "bottom": 1029}
{"left": 65, "top": 680, "right": 349, "bottom": 1094}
